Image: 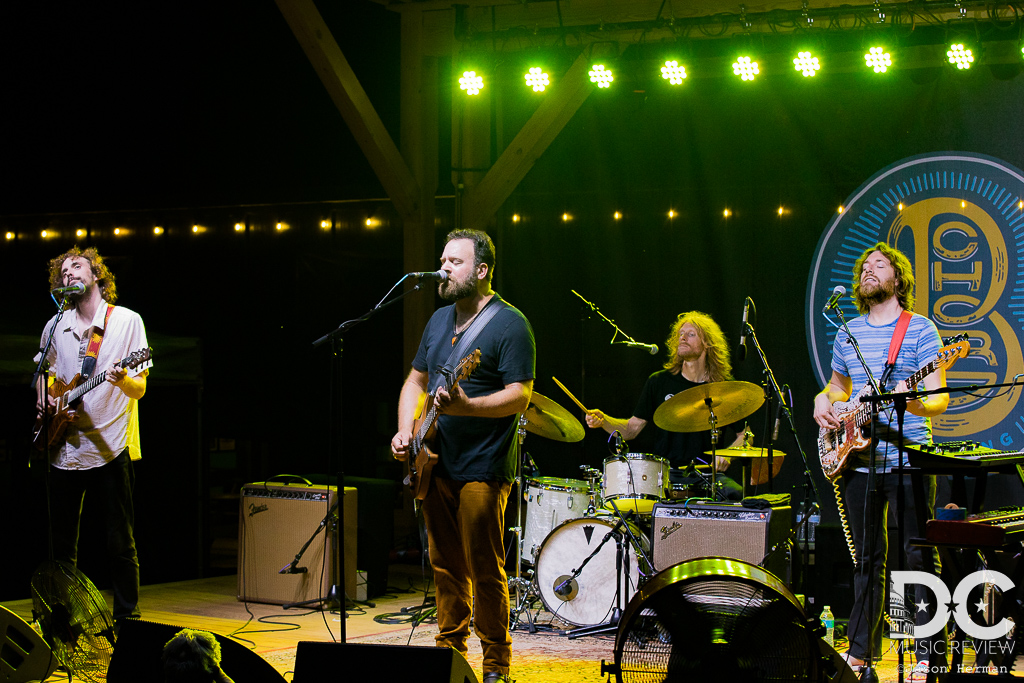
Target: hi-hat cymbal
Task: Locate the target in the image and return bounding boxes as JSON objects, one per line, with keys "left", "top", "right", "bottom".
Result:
{"left": 653, "top": 380, "right": 764, "bottom": 433}
{"left": 524, "top": 392, "right": 585, "bottom": 442}
{"left": 705, "top": 446, "right": 787, "bottom": 459}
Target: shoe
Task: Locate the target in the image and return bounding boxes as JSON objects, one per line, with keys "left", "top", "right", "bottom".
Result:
{"left": 908, "top": 660, "right": 930, "bottom": 682}
{"left": 482, "top": 673, "right": 509, "bottom": 683}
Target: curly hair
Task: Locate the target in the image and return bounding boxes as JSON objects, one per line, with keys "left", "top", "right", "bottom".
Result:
{"left": 445, "top": 229, "right": 495, "bottom": 284}
{"left": 662, "top": 311, "right": 733, "bottom": 383}
{"left": 851, "top": 242, "right": 915, "bottom": 314}
{"left": 47, "top": 246, "right": 118, "bottom": 304}
{"left": 162, "top": 628, "right": 227, "bottom": 683}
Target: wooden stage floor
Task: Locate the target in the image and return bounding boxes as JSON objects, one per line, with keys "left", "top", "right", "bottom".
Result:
{"left": 2, "top": 564, "right": 1009, "bottom": 682}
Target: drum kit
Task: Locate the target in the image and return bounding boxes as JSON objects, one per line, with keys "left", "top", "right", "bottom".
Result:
{"left": 510, "top": 379, "right": 787, "bottom": 632}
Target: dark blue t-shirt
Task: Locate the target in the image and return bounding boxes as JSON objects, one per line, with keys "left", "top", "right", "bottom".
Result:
{"left": 412, "top": 294, "right": 536, "bottom": 482}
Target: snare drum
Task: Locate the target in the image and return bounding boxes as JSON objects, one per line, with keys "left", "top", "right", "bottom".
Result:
{"left": 602, "top": 453, "right": 669, "bottom": 515}
{"left": 521, "top": 477, "right": 591, "bottom": 563}
{"left": 535, "top": 515, "right": 649, "bottom": 627}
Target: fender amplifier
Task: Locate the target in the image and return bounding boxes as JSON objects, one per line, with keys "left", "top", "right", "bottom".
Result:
{"left": 651, "top": 502, "right": 791, "bottom": 583}
{"left": 237, "top": 482, "right": 357, "bottom": 605}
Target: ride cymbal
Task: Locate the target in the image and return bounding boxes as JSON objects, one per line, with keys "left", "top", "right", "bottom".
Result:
{"left": 653, "top": 380, "right": 764, "bottom": 433}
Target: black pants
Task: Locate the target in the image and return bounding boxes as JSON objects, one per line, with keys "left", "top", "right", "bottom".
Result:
{"left": 843, "top": 470, "right": 942, "bottom": 663}
{"left": 49, "top": 451, "right": 141, "bottom": 621}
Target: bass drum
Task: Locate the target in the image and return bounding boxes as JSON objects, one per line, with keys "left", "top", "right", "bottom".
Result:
{"left": 535, "top": 516, "right": 649, "bottom": 627}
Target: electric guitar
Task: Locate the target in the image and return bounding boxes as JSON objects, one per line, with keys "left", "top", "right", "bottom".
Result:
{"left": 404, "top": 349, "right": 481, "bottom": 500}
{"left": 33, "top": 347, "right": 153, "bottom": 450}
{"left": 818, "top": 334, "right": 969, "bottom": 481}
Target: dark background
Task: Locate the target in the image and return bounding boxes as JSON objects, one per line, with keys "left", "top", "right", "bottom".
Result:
{"left": 1, "top": 1, "right": 1022, "bottom": 601}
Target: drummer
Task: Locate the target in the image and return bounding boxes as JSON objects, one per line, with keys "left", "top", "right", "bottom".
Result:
{"left": 585, "top": 311, "right": 745, "bottom": 500}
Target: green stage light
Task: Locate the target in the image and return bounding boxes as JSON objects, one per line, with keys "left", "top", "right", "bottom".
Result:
{"left": 947, "top": 43, "right": 974, "bottom": 70}
{"left": 732, "top": 56, "right": 759, "bottom": 81}
{"left": 525, "top": 67, "right": 549, "bottom": 92}
{"left": 459, "top": 71, "right": 484, "bottom": 95}
{"left": 793, "top": 51, "right": 820, "bottom": 77}
{"left": 865, "top": 46, "right": 892, "bottom": 73}
{"left": 661, "top": 60, "right": 687, "bottom": 85}
{"left": 589, "top": 64, "right": 614, "bottom": 88}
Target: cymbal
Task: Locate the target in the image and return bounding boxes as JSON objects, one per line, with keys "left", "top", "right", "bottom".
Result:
{"left": 653, "top": 380, "right": 764, "bottom": 433}
{"left": 524, "top": 392, "right": 585, "bottom": 442}
{"left": 705, "top": 446, "right": 787, "bottom": 459}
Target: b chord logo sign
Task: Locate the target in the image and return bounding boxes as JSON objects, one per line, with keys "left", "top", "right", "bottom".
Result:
{"left": 806, "top": 152, "right": 1024, "bottom": 449}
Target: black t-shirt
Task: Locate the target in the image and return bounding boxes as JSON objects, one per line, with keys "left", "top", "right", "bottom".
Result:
{"left": 412, "top": 294, "right": 536, "bottom": 482}
{"left": 632, "top": 369, "right": 736, "bottom": 468}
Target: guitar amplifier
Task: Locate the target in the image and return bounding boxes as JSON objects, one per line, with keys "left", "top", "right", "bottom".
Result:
{"left": 237, "top": 482, "right": 357, "bottom": 605}
{"left": 651, "top": 502, "right": 792, "bottom": 583}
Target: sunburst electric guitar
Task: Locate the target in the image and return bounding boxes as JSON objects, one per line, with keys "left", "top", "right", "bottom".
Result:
{"left": 404, "top": 349, "right": 482, "bottom": 500}
{"left": 33, "top": 347, "right": 153, "bottom": 450}
{"left": 818, "top": 334, "right": 969, "bottom": 481}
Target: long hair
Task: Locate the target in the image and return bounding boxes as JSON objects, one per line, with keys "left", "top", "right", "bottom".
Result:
{"left": 162, "top": 629, "right": 225, "bottom": 683}
{"left": 851, "top": 242, "right": 915, "bottom": 314}
{"left": 662, "top": 311, "right": 733, "bottom": 383}
{"left": 47, "top": 246, "right": 118, "bottom": 304}
{"left": 445, "top": 229, "right": 495, "bottom": 284}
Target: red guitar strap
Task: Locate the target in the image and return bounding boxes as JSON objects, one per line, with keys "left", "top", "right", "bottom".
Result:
{"left": 81, "top": 304, "right": 115, "bottom": 380}
{"left": 880, "top": 310, "right": 913, "bottom": 389}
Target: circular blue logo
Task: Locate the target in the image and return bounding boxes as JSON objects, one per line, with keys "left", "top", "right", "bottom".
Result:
{"left": 806, "top": 152, "right": 1024, "bottom": 449}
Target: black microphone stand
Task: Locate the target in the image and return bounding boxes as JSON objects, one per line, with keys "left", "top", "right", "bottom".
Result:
{"left": 281, "top": 501, "right": 340, "bottom": 608}
{"left": 311, "top": 274, "right": 434, "bottom": 640}
{"left": 742, "top": 302, "right": 820, "bottom": 592}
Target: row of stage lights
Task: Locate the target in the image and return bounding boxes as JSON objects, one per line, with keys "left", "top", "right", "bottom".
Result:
{"left": 460, "top": 42, "right": 1023, "bottom": 94}
{"left": 9, "top": 199, "right": 1022, "bottom": 242}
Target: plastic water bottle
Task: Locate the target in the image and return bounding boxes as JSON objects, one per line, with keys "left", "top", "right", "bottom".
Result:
{"left": 821, "top": 605, "right": 835, "bottom": 647}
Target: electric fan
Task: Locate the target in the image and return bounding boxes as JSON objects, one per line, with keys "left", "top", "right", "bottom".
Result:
{"left": 609, "top": 557, "right": 823, "bottom": 683}
{"left": 30, "top": 560, "right": 116, "bottom": 682}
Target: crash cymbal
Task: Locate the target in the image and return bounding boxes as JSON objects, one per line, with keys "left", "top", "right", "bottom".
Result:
{"left": 653, "top": 380, "right": 764, "bottom": 433}
{"left": 524, "top": 392, "right": 585, "bottom": 442}
{"left": 705, "top": 446, "right": 787, "bottom": 459}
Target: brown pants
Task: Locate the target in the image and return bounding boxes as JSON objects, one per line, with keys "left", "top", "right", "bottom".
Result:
{"left": 421, "top": 477, "right": 513, "bottom": 676}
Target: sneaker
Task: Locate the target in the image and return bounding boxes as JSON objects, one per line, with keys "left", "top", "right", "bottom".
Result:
{"left": 908, "top": 660, "right": 930, "bottom": 682}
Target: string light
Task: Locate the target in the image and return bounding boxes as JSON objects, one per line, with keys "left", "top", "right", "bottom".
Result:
{"left": 511, "top": 214, "right": 521, "bottom": 223}
{"left": 613, "top": 212, "right": 622, "bottom": 220}
{"left": 153, "top": 227, "right": 164, "bottom": 236}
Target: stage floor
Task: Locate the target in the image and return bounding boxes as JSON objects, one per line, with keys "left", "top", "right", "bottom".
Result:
{"left": 1, "top": 564, "right": 1008, "bottom": 682}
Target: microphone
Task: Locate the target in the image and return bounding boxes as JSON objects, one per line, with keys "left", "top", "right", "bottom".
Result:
{"left": 278, "top": 562, "right": 308, "bottom": 575}
{"left": 772, "top": 400, "right": 783, "bottom": 442}
{"left": 738, "top": 297, "right": 750, "bottom": 362}
{"left": 624, "top": 341, "right": 659, "bottom": 355}
{"left": 553, "top": 576, "right": 576, "bottom": 597}
{"left": 822, "top": 285, "right": 846, "bottom": 312}
{"left": 409, "top": 270, "right": 449, "bottom": 281}
{"left": 51, "top": 283, "right": 85, "bottom": 295}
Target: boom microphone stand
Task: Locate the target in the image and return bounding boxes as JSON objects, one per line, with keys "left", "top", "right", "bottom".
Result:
{"left": 311, "top": 273, "right": 437, "bottom": 640}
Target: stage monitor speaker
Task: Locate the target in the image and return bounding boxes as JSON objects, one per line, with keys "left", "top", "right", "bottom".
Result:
{"left": 238, "top": 482, "right": 357, "bottom": 605}
{"left": 0, "top": 605, "right": 57, "bottom": 683}
{"left": 107, "top": 619, "right": 284, "bottom": 683}
{"left": 651, "top": 502, "right": 791, "bottom": 582}
{"left": 293, "top": 642, "right": 478, "bottom": 683}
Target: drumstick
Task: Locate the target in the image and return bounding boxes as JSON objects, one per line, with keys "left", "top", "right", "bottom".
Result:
{"left": 552, "top": 376, "right": 589, "bottom": 413}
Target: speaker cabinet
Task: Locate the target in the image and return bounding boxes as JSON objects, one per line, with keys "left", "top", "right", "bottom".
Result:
{"left": 238, "top": 482, "right": 357, "bottom": 605}
{"left": 293, "top": 642, "right": 478, "bottom": 683}
{"left": 107, "top": 619, "right": 284, "bottom": 683}
{"left": 651, "top": 502, "right": 792, "bottom": 582}
{"left": 0, "top": 605, "right": 57, "bottom": 683}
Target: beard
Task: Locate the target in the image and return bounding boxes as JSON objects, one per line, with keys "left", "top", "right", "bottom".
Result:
{"left": 859, "top": 275, "right": 898, "bottom": 308}
{"left": 438, "top": 274, "right": 477, "bottom": 302}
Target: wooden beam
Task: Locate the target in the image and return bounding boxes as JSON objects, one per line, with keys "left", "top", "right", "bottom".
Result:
{"left": 275, "top": 0, "right": 421, "bottom": 220}
{"left": 459, "top": 51, "right": 594, "bottom": 230}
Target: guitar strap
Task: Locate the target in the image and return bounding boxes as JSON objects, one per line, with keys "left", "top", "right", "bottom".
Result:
{"left": 429, "top": 296, "right": 508, "bottom": 394}
{"left": 81, "top": 304, "right": 115, "bottom": 381}
{"left": 879, "top": 310, "right": 913, "bottom": 390}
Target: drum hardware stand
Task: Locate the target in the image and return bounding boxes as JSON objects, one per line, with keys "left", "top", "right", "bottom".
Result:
{"left": 509, "top": 414, "right": 543, "bottom": 632}
{"left": 578, "top": 465, "right": 602, "bottom": 515}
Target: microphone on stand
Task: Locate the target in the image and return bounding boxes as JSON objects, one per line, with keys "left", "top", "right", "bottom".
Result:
{"left": 623, "top": 341, "right": 659, "bottom": 355}
{"left": 409, "top": 270, "right": 449, "bottom": 281}
{"left": 822, "top": 285, "right": 847, "bottom": 312}
{"left": 738, "top": 297, "right": 750, "bottom": 361}
{"left": 51, "top": 283, "right": 86, "bottom": 295}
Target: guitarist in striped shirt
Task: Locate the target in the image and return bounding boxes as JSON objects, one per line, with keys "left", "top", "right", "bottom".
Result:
{"left": 812, "top": 242, "right": 948, "bottom": 680}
